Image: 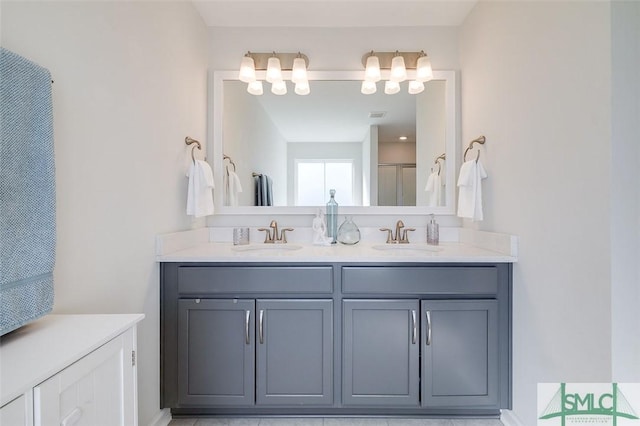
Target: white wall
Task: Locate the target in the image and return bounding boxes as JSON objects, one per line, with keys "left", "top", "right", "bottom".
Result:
{"left": 224, "top": 81, "right": 287, "bottom": 206}
{"left": 1, "top": 2, "right": 208, "bottom": 424}
{"left": 611, "top": 0, "right": 640, "bottom": 382}
{"left": 460, "top": 2, "right": 612, "bottom": 424}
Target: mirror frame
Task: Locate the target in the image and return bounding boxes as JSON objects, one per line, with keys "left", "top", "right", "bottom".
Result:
{"left": 210, "top": 70, "right": 458, "bottom": 215}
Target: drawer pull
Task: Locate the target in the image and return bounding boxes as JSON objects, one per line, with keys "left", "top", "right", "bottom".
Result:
{"left": 425, "top": 310, "right": 432, "bottom": 346}
{"left": 411, "top": 310, "right": 417, "bottom": 344}
{"left": 61, "top": 407, "right": 82, "bottom": 426}
{"left": 259, "top": 309, "right": 265, "bottom": 344}
{"left": 245, "top": 310, "right": 251, "bottom": 344}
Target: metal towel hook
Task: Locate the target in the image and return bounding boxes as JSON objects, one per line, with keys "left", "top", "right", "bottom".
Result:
{"left": 463, "top": 136, "right": 486, "bottom": 162}
{"left": 185, "top": 137, "right": 202, "bottom": 163}
{"left": 434, "top": 153, "right": 445, "bottom": 176}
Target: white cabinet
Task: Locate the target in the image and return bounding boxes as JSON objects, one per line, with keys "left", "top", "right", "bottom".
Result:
{"left": 0, "top": 314, "right": 143, "bottom": 426}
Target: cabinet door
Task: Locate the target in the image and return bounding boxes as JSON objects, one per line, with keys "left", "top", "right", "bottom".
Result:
{"left": 1, "top": 394, "right": 32, "bottom": 426}
{"left": 34, "top": 327, "right": 137, "bottom": 426}
{"left": 343, "top": 299, "right": 419, "bottom": 406}
{"left": 178, "top": 299, "right": 255, "bottom": 406}
{"left": 256, "top": 299, "right": 333, "bottom": 405}
{"left": 421, "top": 300, "right": 498, "bottom": 407}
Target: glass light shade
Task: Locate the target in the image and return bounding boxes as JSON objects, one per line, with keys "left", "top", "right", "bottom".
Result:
{"left": 384, "top": 80, "right": 400, "bottom": 95}
{"left": 361, "top": 80, "right": 377, "bottom": 95}
{"left": 266, "top": 56, "right": 282, "bottom": 83}
{"left": 294, "top": 81, "right": 310, "bottom": 95}
{"left": 364, "top": 55, "right": 381, "bottom": 82}
{"left": 408, "top": 80, "right": 425, "bottom": 94}
{"left": 291, "top": 57, "right": 308, "bottom": 84}
{"left": 271, "top": 80, "right": 287, "bottom": 95}
{"left": 416, "top": 55, "right": 434, "bottom": 82}
{"left": 247, "top": 80, "right": 263, "bottom": 95}
{"left": 390, "top": 55, "right": 407, "bottom": 83}
{"left": 238, "top": 56, "right": 256, "bottom": 83}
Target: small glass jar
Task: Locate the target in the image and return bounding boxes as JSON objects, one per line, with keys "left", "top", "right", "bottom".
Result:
{"left": 337, "top": 216, "right": 361, "bottom": 245}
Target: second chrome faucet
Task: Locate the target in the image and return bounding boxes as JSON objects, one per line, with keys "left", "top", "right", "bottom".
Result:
{"left": 258, "top": 220, "right": 294, "bottom": 244}
{"left": 380, "top": 220, "right": 415, "bottom": 244}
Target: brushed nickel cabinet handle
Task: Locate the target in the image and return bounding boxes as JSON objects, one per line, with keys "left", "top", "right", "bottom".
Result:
{"left": 259, "top": 309, "right": 264, "bottom": 344}
{"left": 245, "top": 310, "right": 251, "bottom": 344}
{"left": 411, "top": 310, "right": 417, "bottom": 344}
{"left": 425, "top": 310, "right": 432, "bottom": 346}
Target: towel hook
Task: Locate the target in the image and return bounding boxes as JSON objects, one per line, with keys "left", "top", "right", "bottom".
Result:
{"left": 434, "top": 153, "right": 445, "bottom": 176}
{"left": 185, "top": 136, "right": 202, "bottom": 163}
{"left": 463, "top": 136, "right": 486, "bottom": 162}
{"left": 223, "top": 154, "right": 237, "bottom": 172}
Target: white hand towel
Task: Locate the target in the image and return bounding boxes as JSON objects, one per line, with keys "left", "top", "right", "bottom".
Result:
{"left": 227, "top": 170, "right": 243, "bottom": 207}
{"left": 457, "top": 159, "right": 487, "bottom": 221}
{"left": 425, "top": 171, "right": 442, "bottom": 207}
{"left": 186, "top": 160, "right": 215, "bottom": 217}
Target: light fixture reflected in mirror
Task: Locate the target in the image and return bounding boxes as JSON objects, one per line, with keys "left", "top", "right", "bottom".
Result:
{"left": 408, "top": 80, "right": 425, "bottom": 94}
{"left": 238, "top": 52, "right": 310, "bottom": 96}
{"left": 361, "top": 80, "right": 377, "bottom": 95}
{"left": 361, "top": 50, "right": 433, "bottom": 94}
{"left": 295, "top": 80, "right": 310, "bottom": 95}
{"left": 271, "top": 80, "right": 287, "bottom": 95}
{"left": 385, "top": 80, "right": 400, "bottom": 95}
{"left": 247, "top": 80, "right": 263, "bottom": 95}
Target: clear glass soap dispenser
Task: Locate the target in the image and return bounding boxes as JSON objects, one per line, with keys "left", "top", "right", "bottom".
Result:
{"left": 427, "top": 214, "right": 439, "bottom": 245}
{"left": 326, "top": 189, "right": 338, "bottom": 244}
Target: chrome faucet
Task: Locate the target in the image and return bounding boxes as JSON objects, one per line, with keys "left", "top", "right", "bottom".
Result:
{"left": 380, "top": 220, "right": 415, "bottom": 244}
{"left": 258, "top": 220, "right": 294, "bottom": 243}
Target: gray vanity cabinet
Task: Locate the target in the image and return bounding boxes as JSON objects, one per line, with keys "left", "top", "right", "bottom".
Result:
{"left": 177, "top": 298, "right": 332, "bottom": 407}
{"left": 177, "top": 299, "right": 255, "bottom": 406}
{"left": 256, "top": 299, "right": 333, "bottom": 405}
{"left": 342, "top": 299, "right": 420, "bottom": 406}
{"left": 161, "top": 262, "right": 512, "bottom": 417}
{"left": 421, "top": 300, "right": 499, "bottom": 408}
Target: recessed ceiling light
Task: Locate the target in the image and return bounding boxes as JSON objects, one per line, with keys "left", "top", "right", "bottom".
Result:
{"left": 399, "top": 136, "right": 408, "bottom": 141}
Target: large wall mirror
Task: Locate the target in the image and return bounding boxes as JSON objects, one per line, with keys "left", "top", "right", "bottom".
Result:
{"left": 211, "top": 70, "right": 457, "bottom": 215}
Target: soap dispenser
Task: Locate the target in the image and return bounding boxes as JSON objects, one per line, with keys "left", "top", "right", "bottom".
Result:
{"left": 427, "top": 214, "right": 439, "bottom": 245}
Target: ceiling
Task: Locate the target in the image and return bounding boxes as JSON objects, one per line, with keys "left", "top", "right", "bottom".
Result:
{"left": 251, "top": 80, "right": 417, "bottom": 143}
{"left": 192, "top": 0, "right": 477, "bottom": 28}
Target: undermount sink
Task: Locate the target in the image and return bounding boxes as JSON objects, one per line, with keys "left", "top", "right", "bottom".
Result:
{"left": 232, "top": 244, "right": 303, "bottom": 252}
{"left": 372, "top": 244, "right": 443, "bottom": 253}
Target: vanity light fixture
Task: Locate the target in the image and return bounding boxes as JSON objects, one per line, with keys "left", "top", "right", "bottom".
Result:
{"left": 238, "top": 54, "right": 256, "bottom": 83}
{"left": 361, "top": 50, "right": 433, "bottom": 95}
{"left": 390, "top": 53, "right": 407, "bottom": 83}
{"left": 266, "top": 55, "right": 282, "bottom": 84}
{"left": 238, "top": 51, "right": 310, "bottom": 96}
{"left": 364, "top": 52, "right": 382, "bottom": 83}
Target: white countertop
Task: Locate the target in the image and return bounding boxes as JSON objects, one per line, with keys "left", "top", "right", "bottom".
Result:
{"left": 156, "top": 241, "right": 516, "bottom": 263}
{"left": 0, "top": 314, "right": 144, "bottom": 406}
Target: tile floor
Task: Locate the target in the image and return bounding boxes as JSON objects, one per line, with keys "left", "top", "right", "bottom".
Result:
{"left": 169, "top": 418, "right": 503, "bottom": 426}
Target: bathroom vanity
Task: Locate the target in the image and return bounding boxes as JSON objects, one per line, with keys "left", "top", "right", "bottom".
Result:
{"left": 159, "top": 238, "right": 515, "bottom": 418}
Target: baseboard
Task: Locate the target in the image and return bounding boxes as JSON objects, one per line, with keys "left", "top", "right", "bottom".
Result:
{"left": 148, "top": 408, "right": 171, "bottom": 426}
{"left": 501, "top": 409, "right": 525, "bottom": 426}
